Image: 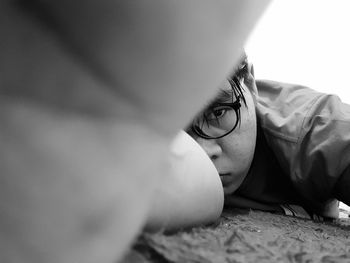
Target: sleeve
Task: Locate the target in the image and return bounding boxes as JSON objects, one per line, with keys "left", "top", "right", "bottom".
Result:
{"left": 296, "top": 93, "right": 350, "bottom": 208}
{"left": 256, "top": 80, "right": 350, "bottom": 215}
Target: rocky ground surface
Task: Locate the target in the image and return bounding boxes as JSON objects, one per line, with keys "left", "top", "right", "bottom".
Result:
{"left": 121, "top": 207, "right": 350, "bottom": 263}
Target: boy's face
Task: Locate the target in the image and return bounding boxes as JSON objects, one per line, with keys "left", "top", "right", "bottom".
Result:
{"left": 188, "top": 78, "right": 257, "bottom": 195}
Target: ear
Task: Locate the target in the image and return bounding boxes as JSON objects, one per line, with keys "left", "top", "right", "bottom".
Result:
{"left": 244, "top": 63, "right": 258, "bottom": 106}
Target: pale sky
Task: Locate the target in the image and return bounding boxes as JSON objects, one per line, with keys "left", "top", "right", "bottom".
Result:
{"left": 245, "top": 0, "right": 350, "bottom": 104}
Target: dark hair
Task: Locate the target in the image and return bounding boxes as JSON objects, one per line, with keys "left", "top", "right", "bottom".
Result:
{"left": 228, "top": 54, "right": 248, "bottom": 106}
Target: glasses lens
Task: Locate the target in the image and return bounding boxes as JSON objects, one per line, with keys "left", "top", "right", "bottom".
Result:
{"left": 194, "top": 105, "right": 238, "bottom": 138}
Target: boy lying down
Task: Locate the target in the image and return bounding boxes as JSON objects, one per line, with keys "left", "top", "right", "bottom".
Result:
{"left": 146, "top": 54, "right": 350, "bottom": 231}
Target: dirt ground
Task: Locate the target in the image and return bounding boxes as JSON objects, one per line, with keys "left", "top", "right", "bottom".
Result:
{"left": 121, "top": 208, "right": 350, "bottom": 263}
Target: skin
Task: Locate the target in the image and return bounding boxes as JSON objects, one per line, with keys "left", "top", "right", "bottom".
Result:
{"left": 145, "top": 131, "right": 224, "bottom": 232}
{"left": 190, "top": 69, "right": 258, "bottom": 195}
{"left": 0, "top": 1, "right": 270, "bottom": 263}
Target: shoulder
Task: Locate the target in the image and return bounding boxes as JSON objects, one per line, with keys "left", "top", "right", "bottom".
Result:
{"left": 255, "top": 79, "right": 330, "bottom": 141}
{"left": 256, "top": 79, "right": 323, "bottom": 114}
{"left": 255, "top": 80, "right": 350, "bottom": 212}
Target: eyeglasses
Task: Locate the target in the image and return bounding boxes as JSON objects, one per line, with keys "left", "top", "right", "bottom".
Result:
{"left": 188, "top": 94, "right": 242, "bottom": 139}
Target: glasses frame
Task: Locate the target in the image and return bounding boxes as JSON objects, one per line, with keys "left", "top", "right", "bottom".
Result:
{"left": 190, "top": 94, "right": 242, "bottom": 139}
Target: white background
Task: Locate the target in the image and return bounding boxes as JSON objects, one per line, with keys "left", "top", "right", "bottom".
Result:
{"left": 245, "top": 0, "right": 350, "bottom": 104}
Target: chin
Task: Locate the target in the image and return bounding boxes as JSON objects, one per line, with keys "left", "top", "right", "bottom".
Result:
{"left": 222, "top": 169, "right": 249, "bottom": 195}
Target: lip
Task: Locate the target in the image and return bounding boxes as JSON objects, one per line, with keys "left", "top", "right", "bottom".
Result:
{"left": 219, "top": 173, "right": 232, "bottom": 187}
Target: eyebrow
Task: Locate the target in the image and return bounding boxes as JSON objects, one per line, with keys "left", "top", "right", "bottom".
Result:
{"left": 217, "top": 89, "right": 233, "bottom": 100}
{"left": 207, "top": 89, "right": 234, "bottom": 107}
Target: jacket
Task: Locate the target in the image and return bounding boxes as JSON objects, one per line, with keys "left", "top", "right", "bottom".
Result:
{"left": 227, "top": 79, "right": 350, "bottom": 219}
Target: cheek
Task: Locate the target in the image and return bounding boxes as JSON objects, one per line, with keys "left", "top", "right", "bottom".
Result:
{"left": 221, "top": 113, "right": 257, "bottom": 173}
{"left": 223, "top": 135, "right": 255, "bottom": 166}
{"left": 236, "top": 94, "right": 258, "bottom": 162}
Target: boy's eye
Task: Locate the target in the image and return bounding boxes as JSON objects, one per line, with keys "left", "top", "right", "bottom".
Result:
{"left": 206, "top": 106, "right": 231, "bottom": 120}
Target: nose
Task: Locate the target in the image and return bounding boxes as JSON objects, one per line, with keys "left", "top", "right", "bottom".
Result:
{"left": 195, "top": 138, "right": 222, "bottom": 161}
